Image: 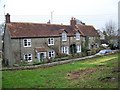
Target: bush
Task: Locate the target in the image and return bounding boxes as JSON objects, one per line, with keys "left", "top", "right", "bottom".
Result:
{"left": 32, "top": 60, "right": 44, "bottom": 65}
{"left": 13, "top": 64, "right": 19, "bottom": 67}
{"left": 19, "top": 60, "right": 32, "bottom": 66}
{"left": 19, "top": 60, "right": 27, "bottom": 66}
{"left": 109, "top": 44, "right": 118, "bottom": 50}
{"left": 81, "top": 52, "right": 87, "bottom": 57}
{"left": 54, "top": 56, "right": 69, "bottom": 62}
{"left": 46, "top": 58, "right": 52, "bottom": 63}
{"left": 91, "top": 49, "right": 97, "bottom": 55}
{"left": 55, "top": 53, "right": 68, "bottom": 58}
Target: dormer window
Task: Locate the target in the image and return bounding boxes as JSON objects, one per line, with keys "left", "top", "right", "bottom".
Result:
{"left": 62, "top": 32, "right": 67, "bottom": 41}
{"left": 76, "top": 32, "right": 80, "bottom": 40}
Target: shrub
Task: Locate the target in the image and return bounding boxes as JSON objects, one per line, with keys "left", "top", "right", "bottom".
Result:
{"left": 81, "top": 52, "right": 87, "bottom": 57}
{"left": 13, "top": 64, "right": 19, "bottom": 67}
{"left": 32, "top": 60, "right": 43, "bottom": 65}
{"left": 55, "top": 53, "right": 68, "bottom": 58}
{"left": 19, "top": 60, "right": 27, "bottom": 66}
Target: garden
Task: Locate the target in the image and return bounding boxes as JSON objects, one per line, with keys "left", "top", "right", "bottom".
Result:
{"left": 2, "top": 52, "right": 119, "bottom": 88}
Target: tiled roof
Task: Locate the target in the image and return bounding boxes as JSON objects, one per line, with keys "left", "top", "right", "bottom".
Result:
{"left": 76, "top": 24, "right": 99, "bottom": 37}
{"left": 7, "top": 22, "right": 75, "bottom": 38}
{"left": 6, "top": 22, "right": 99, "bottom": 38}
{"left": 35, "top": 47, "right": 47, "bottom": 52}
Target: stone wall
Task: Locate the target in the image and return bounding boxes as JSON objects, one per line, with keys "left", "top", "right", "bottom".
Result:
{"left": 11, "top": 35, "right": 81, "bottom": 64}
{"left": 2, "top": 55, "right": 96, "bottom": 71}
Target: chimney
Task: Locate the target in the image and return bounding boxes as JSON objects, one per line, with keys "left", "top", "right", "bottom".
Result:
{"left": 47, "top": 20, "right": 51, "bottom": 24}
{"left": 5, "top": 13, "right": 10, "bottom": 23}
{"left": 70, "top": 17, "right": 76, "bottom": 27}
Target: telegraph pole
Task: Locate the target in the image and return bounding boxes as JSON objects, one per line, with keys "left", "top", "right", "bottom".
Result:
{"left": 3, "top": 4, "right": 6, "bottom": 23}
{"left": 3, "top": 5, "right": 5, "bottom": 16}
{"left": 51, "top": 11, "right": 54, "bottom": 24}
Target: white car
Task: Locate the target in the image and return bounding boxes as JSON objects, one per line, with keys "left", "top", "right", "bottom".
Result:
{"left": 96, "top": 49, "right": 113, "bottom": 55}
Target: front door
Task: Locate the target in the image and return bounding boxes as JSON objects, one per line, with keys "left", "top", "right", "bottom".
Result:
{"left": 70, "top": 44, "right": 77, "bottom": 54}
{"left": 37, "top": 52, "right": 46, "bottom": 62}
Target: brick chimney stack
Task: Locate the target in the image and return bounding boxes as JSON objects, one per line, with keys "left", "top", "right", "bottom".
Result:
{"left": 70, "top": 17, "right": 76, "bottom": 27}
{"left": 5, "top": 13, "right": 10, "bottom": 23}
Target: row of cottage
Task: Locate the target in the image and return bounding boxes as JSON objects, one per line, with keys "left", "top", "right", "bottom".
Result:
{"left": 3, "top": 13, "right": 100, "bottom": 66}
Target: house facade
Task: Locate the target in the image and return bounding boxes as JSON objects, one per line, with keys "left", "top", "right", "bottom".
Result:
{"left": 3, "top": 14, "right": 100, "bottom": 66}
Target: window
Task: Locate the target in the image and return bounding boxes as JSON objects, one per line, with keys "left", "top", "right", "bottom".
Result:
{"left": 23, "top": 39, "right": 31, "bottom": 47}
{"left": 76, "top": 32, "right": 80, "bottom": 40}
{"left": 48, "top": 50, "right": 55, "bottom": 58}
{"left": 61, "top": 46, "right": 69, "bottom": 54}
{"left": 62, "top": 32, "right": 67, "bottom": 41}
{"left": 48, "top": 38, "right": 54, "bottom": 45}
{"left": 76, "top": 45, "right": 81, "bottom": 53}
{"left": 24, "top": 54, "right": 32, "bottom": 62}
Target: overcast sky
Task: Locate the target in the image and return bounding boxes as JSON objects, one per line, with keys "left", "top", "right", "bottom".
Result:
{"left": 0, "top": 0, "right": 119, "bottom": 29}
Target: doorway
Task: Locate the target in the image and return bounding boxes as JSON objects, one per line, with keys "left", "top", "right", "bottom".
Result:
{"left": 37, "top": 52, "right": 46, "bottom": 62}
{"left": 70, "top": 44, "right": 77, "bottom": 54}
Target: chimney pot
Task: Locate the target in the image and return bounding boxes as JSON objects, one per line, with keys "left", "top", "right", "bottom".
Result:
{"left": 70, "top": 17, "right": 76, "bottom": 27}
{"left": 5, "top": 13, "right": 10, "bottom": 23}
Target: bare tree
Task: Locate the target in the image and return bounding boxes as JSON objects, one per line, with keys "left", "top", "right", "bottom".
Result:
{"left": 102, "top": 20, "right": 117, "bottom": 44}
{"left": 105, "top": 20, "right": 116, "bottom": 36}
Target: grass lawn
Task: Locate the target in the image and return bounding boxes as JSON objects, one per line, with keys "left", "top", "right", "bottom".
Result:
{"left": 2, "top": 52, "right": 120, "bottom": 88}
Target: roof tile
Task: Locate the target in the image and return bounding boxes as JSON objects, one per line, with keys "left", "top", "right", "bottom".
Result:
{"left": 6, "top": 22, "right": 99, "bottom": 38}
{"left": 76, "top": 24, "right": 99, "bottom": 37}
{"left": 7, "top": 22, "right": 75, "bottom": 38}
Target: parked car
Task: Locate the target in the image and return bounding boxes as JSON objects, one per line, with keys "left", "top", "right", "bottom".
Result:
{"left": 96, "top": 49, "right": 113, "bottom": 55}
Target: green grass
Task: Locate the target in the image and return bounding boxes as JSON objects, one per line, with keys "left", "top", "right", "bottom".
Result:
{"left": 2, "top": 53, "right": 119, "bottom": 88}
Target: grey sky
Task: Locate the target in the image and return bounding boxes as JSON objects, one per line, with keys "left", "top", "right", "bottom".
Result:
{"left": 0, "top": 0, "right": 119, "bottom": 29}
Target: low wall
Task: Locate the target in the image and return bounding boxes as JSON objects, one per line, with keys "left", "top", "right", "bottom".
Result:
{"left": 2, "top": 55, "right": 96, "bottom": 71}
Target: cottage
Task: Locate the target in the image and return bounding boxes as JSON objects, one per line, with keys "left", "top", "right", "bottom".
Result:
{"left": 97, "top": 30, "right": 106, "bottom": 44}
{"left": 3, "top": 14, "right": 100, "bottom": 66}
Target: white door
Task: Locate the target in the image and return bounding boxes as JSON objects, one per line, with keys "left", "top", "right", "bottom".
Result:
{"left": 37, "top": 52, "right": 46, "bottom": 62}
{"left": 37, "top": 53, "right": 40, "bottom": 62}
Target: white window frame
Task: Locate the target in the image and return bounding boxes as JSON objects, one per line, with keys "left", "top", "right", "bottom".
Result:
{"left": 61, "top": 46, "right": 69, "bottom": 54}
{"left": 48, "top": 38, "right": 54, "bottom": 45}
{"left": 62, "top": 32, "right": 67, "bottom": 41}
{"left": 24, "top": 54, "right": 32, "bottom": 62}
{"left": 48, "top": 50, "right": 55, "bottom": 58}
{"left": 23, "top": 39, "right": 31, "bottom": 47}
{"left": 76, "top": 45, "right": 81, "bottom": 53}
{"left": 76, "top": 32, "right": 80, "bottom": 40}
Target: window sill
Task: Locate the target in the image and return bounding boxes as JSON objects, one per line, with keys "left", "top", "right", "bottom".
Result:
{"left": 76, "top": 39, "right": 80, "bottom": 41}
{"left": 77, "top": 51, "right": 81, "bottom": 53}
{"left": 24, "top": 46, "right": 31, "bottom": 47}
{"left": 27, "top": 60, "right": 32, "bottom": 62}
{"left": 48, "top": 44, "right": 54, "bottom": 46}
{"left": 62, "top": 40, "right": 67, "bottom": 42}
